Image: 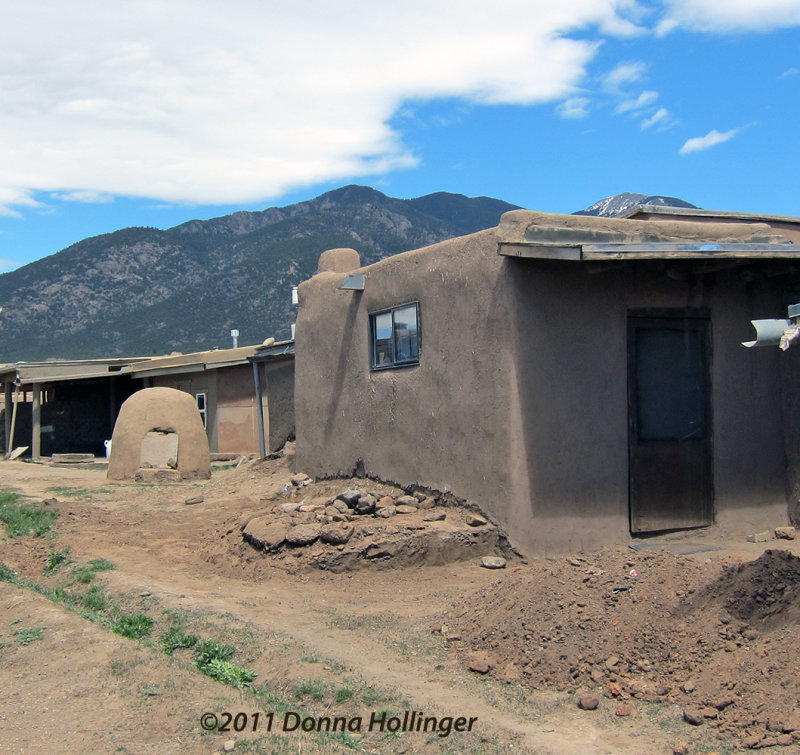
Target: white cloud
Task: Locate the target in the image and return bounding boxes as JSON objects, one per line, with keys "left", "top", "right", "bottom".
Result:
{"left": 641, "top": 107, "right": 671, "bottom": 130}
{"left": 680, "top": 128, "right": 739, "bottom": 154}
{"left": 0, "top": 1, "right": 644, "bottom": 213}
{"left": 602, "top": 61, "right": 647, "bottom": 92}
{"left": 0, "top": 258, "right": 18, "bottom": 273}
{"left": 557, "top": 97, "right": 591, "bottom": 119}
{"left": 780, "top": 67, "right": 800, "bottom": 78}
{"left": 51, "top": 191, "right": 114, "bottom": 203}
{"left": 616, "top": 89, "right": 658, "bottom": 114}
{"left": 657, "top": 0, "right": 800, "bottom": 34}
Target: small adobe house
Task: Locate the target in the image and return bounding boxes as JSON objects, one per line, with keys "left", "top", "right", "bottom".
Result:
{"left": 295, "top": 208, "right": 800, "bottom": 555}
{"left": 124, "top": 342, "right": 294, "bottom": 456}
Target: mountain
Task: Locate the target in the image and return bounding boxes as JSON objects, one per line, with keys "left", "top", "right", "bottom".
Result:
{"left": 0, "top": 186, "right": 519, "bottom": 361}
{"left": 575, "top": 192, "right": 698, "bottom": 218}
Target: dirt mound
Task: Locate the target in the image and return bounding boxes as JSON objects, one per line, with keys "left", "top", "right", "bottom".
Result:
{"left": 693, "top": 549, "right": 800, "bottom": 627}
{"left": 208, "top": 470, "right": 512, "bottom": 573}
{"left": 445, "top": 547, "right": 800, "bottom": 748}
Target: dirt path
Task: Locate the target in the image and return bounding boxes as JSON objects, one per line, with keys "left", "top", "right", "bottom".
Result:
{"left": 1, "top": 456, "right": 796, "bottom": 754}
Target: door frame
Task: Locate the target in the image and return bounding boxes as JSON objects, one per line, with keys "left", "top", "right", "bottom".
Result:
{"left": 627, "top": 308, "right": 714, "bottom": 533}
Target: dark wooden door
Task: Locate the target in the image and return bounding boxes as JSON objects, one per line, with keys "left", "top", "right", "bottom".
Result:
{"left": 628, "top": 315, "right": 713, "bottom": 533}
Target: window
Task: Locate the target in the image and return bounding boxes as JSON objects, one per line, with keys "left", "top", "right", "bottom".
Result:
{"left": 370, "top": 302, "right": 420, "bottom": 370}
{"left": 195, "top": 392, "right": 207, "bottom": 429}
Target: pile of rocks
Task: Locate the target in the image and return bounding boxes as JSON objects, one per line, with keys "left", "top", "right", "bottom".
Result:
{"left": 238, "top": 474, "right": 505, "bottom": 571}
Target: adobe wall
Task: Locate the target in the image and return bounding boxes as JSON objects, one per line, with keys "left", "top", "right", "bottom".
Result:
{"left": 216, "top": 364, "right": 261, "bottom": 454}
{"left": 152, "top": 372, "right": 218, "bottom": 451}
{"left": 262, "top": 359, "right": 295, "bottom": 452}
{"left": 296, "top": 232, "right": 793, "bottom": 555}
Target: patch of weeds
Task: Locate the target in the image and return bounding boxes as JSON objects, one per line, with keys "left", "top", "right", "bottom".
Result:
{"left": 81, "top": 584, "right": 107, "bottom": 611}
{"left": 360, "top": 685, "right": 396, "bottom": 705}
{"left": 318, "top": 730, "right": 361, "bottom": 749}
{"left": 194, "top": 639, "right": 236, "bottom": 665}
{"left": 0, "top": 495, "right": 58, "bottom": 537}
{"left": 14, "top": 626, "right": 45, "bottom": 645}
{"left": 44, "top": 547, "right": 73, "bottom": 574}
{"left": 88, "top": 558, "right": 115, "bottom": 572}
{"left": 295, "top": 678, "right": 326, "bottom": 701}
{"left": 193, "top": 638, "right": 256, "bottom": 688}
{"left": 45, "top": 486, "right": 111, "bottom": 499}
{"left": 300, "top": 653, "right": 319, "bottom": 663}
{"left": 159, "top": 625, "right": 199, "bottom": 655}
{"left": 335, "top": 686, "right": 354, "bottom": 703}
{"left": 198, "top": 658, "right": 257, "bottom": 688}
{"left": 71, "top": 558, "right": 115, "bottom": 584}
{"left": 111, "top": 612, "right": 154, "bottom": 640}
{"left": 72, "top": 565, "right": 97, "bottom": 584}
{"left": 251, "top": 684, "right": 294, "bottom": 712}
{"left": 0, "top": 560, "right": 17, "bottom": 582}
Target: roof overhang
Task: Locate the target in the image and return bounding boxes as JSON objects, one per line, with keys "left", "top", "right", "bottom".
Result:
{"left": 498, "top": 241, "right": 800, "bottom": 261}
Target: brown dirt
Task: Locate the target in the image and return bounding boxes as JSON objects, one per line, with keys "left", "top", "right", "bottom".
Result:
{"left": 1, "top": 450, "right": 800, "bottom": 754}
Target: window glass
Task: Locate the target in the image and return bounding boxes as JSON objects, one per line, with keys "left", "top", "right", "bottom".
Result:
{"left": 393, "top": 305, "right": 419, "bottom": 363}
{"left": 370, "top": 303, "right": 420, "bottom": 369}
{"left": 373, "top": 312, "right": 394, "bottom": 367}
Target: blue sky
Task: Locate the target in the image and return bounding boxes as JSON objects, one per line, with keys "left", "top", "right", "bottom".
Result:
{"left": 0, "top": 1, "right": 799, "bottom": 272}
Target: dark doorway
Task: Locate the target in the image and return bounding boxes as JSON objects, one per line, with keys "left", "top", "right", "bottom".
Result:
{"left": 628, "top": 313, "right": 713, "bottom": 533}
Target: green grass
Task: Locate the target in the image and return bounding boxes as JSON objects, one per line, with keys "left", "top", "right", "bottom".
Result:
{"left": 45, "top": 486, "right": 112, "bottom": 499}
{"left": 295, "top": 678, "right": 326, "bottom": 701}
{"left": 14, "top": 626, "right": 45, "bottom": 646}
{"left": 71, "top": 558, "right": 116, "bottom": 584}
{"left": 0, "top": 492, "right": 58, "bottom": 538}
{"left": 81, "top": 585, "right": 107, "bottom": 611}
{"left": 192, "top": 638, "right": 256, "bottom": 688}
{"left": 44, "top": 547, "right": 73, "bottom": 574}
{"left": 111, "top": 612, "right": 154, "bottom": 640}
{"left": 159, "top": 625, "right": 199, "bottom": 655}
{"left": 0, "top": 560, "right": 17, "bottom": 582}
{"left": 335, "top": 686, "right": 355, "bottom": 703}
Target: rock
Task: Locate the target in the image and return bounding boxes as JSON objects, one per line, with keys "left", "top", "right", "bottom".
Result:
{"left": 577, "top": 693, "right": 600, "bottom": 710}
{"left": 481, "top": 556, "right": 507, "bottom": 569}
{"left": 606, "top": 681, "right": 623, "bottom": 698}
{"left": 743, "top": 734, "right": 764, "bottom": 749}
{"left": 605, "top": 656, "right": 620, "bottom": 670}
{"left": 354, "top": 495, "right": 377, "bottom": 515}
{"left": 615, "top": 703, "right": 632, "bottom": 717}
{"left": 285, "top": 524, "right": 322, "bottom": 546}
{"left": 682, "top": 709, "right": 704, "bottom": 726}
{"left": 672, "top": 744, "right": 689, "bottom": 755}
{"left": 713, "top": 697, "right": 735, "bottom": 711}
{"left": 320, "top": 523, "right": 354, "bottom": 545}
{"left": 375, "top": 496, "right": 395, "bottom": 509}
{"left": 423, "top": 510, "right": 446, "bottom": 522}
{"left": 298, "top": 502, "right": 324, "bottom": 512}
{"left": 466, "top": 514, "right": 488, "bottom": 527}
{"left": 376, "top": 506, "right": 397, "bottom": 518}
{"left": 395, "top": 504, "right": 418, "bottom": 514}
{"left": 243, "top": 517, "right": 289, "bottom": 551}
{"left": 701, "top": 706, "right": 718, "bottom": 719}
{"left": 680, "top": 680, "right": 696, "bottom": 693}
{"left": 747, "top": 531, "right": 771, "bottom": 543}
{"left": 337, "top": 489, "right": 362, "bottom": 507}
{"left": 777, "top": 734, "right": 794, "bottom": 746}
{"left": 332, "top": 500, "right": 351, "bottom": 513}
{"left": 223, "top": 741, "right": 235, "bottom": 753}
{"left": 768, "top": 719, "right": 786, "bottom": 733}
{"left": 468, "top": 653, "right": 493, "bottom": 674}
{"left": 775, "top": 526, "right": 796, "bottom": 540}
{"left": 185, "top": 494, "right": 204, "bottom": 505}
{"left": 324, "top": 506, "right": 341, "bottom": 517}
{"left": 396, "top": 495, "right": 418, "bottom": 507}
{"left": 411, "top": 490, "right": 427, "bottom": 502}
{"left": 290, "top": 473, "right": 311, "bottom": 486}
{"left": 416, "top": 497, "right": 435, "bottom": 509}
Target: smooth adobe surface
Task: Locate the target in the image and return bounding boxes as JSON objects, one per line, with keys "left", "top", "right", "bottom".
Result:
{"left": 107, "top": 387, "right": 210, "bottom": 480}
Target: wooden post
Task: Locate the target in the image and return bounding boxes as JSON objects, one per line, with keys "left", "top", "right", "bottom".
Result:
{"left": 32, "top": 383, "right": 41, "bottom": 459}
{"left": 7, "top": 384, "right": 19, "bottom": 458}
{"left": 4, "top": 382, "right": 11, "bottom": 452}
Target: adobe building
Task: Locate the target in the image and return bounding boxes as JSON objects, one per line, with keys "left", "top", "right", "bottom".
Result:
{"left": 295, "top": 208, "right": 800, "bottom": 556}
{"left": 124, "top": 342, "right": 294, "bottom": 456}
